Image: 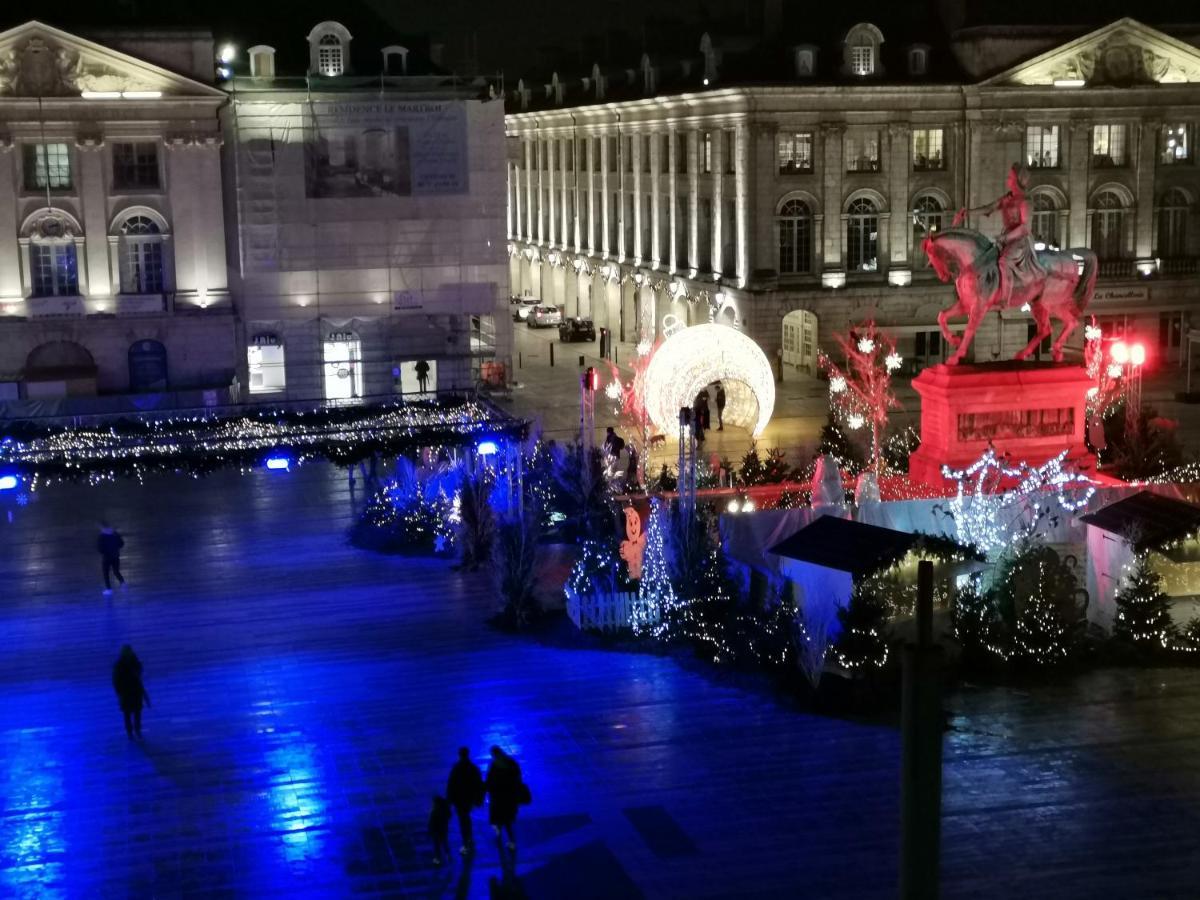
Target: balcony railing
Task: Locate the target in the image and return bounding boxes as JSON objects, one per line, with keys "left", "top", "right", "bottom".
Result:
{"left": 1097, "top": 258, "right": 1135, "bottom": 279}
{"left": 1159, "top": 256, "right": 1199, "bottom": 276}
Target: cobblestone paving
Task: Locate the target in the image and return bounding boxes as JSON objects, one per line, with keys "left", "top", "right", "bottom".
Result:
{"left": 1, "top": 463, "right": 1198, "bottom": 898}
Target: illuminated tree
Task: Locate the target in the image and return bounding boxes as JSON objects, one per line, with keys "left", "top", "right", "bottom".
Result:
{"left": 1113, "top": 554, "right": 1175, "bottom": 651}
{"left": 634, "top": 499, "right": 676, "bottom": 635}
{"left": 833, "top": 576, "right": 890, "bottom": 674}
{"left": 818, "top": 321, "right": 901, "bottom": 472}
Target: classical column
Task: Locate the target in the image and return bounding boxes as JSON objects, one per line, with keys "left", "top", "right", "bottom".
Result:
{"left": 650, "top": 132, "right": 662, "bottom": 268}
{"left": 600, "top": 134, "right": 611, "bottom": 257}
{"left": 585, "top": 136, "right": 595, "bottom": 253}
{"left": 735, "top": 124, "right": 750, "bottom": 285}
{"left": 887, "top": 123, "right": 911, "bottom": 267}
{"left": 821, "top": 123, "right": 846, "bottom": 271}
{"left": 1134, "top": 119, "right": 1160, "bottom": 261}
{"left": 523, "top": 139, "right": 534, "bottom": 241}
{"left": 512, "top": 162, "right": 523, "bottom": 240}
{"left": 75, "top": 136, "right": 111, "bottom": 296}
{"left": 670, "top": 128, "right": 680, "bottom": 272}
{"left": 687, "top": 131, "right": 699, "bottom": 272}
{"left": 712, "top": 129, "right": 724, "bottom": 277}
{"left": 751, "top": 124, "right": 774, "bottom": 275}
{"left": 535, "top": 139, "right": 545, "bottom": 244}
{"left": 547, "top": 139, "right": 557, "bottom": 247}
{"left": 632, "top": 131, "right": 644, "bottom": 262}
{"left": 0, "top": 136, "right": 20, "bottom": 298}
{"left": 1067, "top": 120, "right": 1090, "bottom": 248}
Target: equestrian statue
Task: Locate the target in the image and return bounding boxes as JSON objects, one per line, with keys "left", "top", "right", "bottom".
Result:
{"left": 922, "top": 163, "right": 1097, "bottom": 365}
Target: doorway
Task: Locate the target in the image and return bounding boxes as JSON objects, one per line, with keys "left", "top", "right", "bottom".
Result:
{"left": 323, "top": 332, "right": 362, "bottom": 401}
{"left": 781, "top": 309, "right": 818, "bottom": 376}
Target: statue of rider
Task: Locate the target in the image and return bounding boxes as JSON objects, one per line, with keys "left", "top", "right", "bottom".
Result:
{"left": 953, "top": 163, "right": 1045, "bottom": 308}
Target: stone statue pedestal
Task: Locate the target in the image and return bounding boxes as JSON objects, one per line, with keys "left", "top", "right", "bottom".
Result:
{"left": 908, "top": 362, "right": 1097, "bottom": 486}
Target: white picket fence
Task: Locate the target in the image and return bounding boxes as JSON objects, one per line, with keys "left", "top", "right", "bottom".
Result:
{"left": 565, "top": 588, "right": 660, "bottom": 633}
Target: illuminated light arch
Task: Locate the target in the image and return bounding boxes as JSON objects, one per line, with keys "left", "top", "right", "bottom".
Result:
{"left": 643, "top": 323, "right": 776, "bottom": 437}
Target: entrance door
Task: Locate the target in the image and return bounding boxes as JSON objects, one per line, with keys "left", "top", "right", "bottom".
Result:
{"left": 323, "top": 333, "right": 362, "bottom": 401}
{"left": 781, "top": 310, "right": 818, "bottom": 376}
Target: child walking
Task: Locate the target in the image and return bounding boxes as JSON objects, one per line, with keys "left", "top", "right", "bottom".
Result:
{"left": 429, "top": 795, "right": 452, "bottom": 865}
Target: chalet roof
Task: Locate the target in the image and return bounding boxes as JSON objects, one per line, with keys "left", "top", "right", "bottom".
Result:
{"left": 767, "top": 515, "right": 919, "bottom": 577}
{"left": 1078, "top": 490, "right": 1200, "bottom": 551}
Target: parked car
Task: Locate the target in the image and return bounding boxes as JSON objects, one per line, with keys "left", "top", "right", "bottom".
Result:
{"left": 558, "top": 317, "right": 596, "bottom": 342}
{"left": 512, "top": 298, "right": 538, "bottom": 321}
{"left": 529, "top": 305, "right": 563, "bottom": 328}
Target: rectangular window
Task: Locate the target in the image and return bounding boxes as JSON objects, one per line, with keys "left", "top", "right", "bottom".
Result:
{"left": 850, "top": 45, "right": 874, "bottom": 76}
{"left": 912, "top": 129, "right": 944, "bottom": 171}
{"left": 845, "top": 130, "right": 881, "bottom": 173}
{"left": 1161, "top": 124, "right": 1192, "bottom": 165}
{"left": 112, "top": 142, "right": 160, "bottom": 190}
{"left": 1160, "top": 311, "right": 1184, "bottom": 350}
{"left": 625, "top": 136, "right": 633, "bottom": 173}
{"left": 563, "top": 140, "right": 573, "bottom": 171}
{"left": 1026, "top": 125, "right": 1060, "bottom": 169}
{"left": 30, "top": 243, "right": 78, "bottom": 296}
{"left": 777, "top": 132, "right": 813, "bottom": 174}
{"left": 661, "top": 134, "right": 670, "bottom": 173}
{"left": 123, "top": 238, "right": 164, "bottom": 293}
{"left": 1092, "top": 124, "right": 1127, "bottom": 168}
{"left": 703, "top": 132, "right": 713, "bottom": 173}
{"left": 578, "top": 138, "right": 588, "bottom": 172}
{"left": 23, "top": 143, "right": 72, "bottom": 190}
{"left": 608, "top": 137, "right": 617, "bottom": 172}
{"left": 642, "top": 135, "right": 651, "bottom": 174}
{"left": 724, "top": 130, "right": 735, "bottom": 173}
{"left": 676, "top": 133, "right": 688, "bottom": 174}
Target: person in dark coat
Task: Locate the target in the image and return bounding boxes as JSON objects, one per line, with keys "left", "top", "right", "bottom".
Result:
{"left": 428, "top": 795, "right": 452, "bottom": 865}
{"left": 693, "top": 391, "right": 710, "bottom": 443}
{"left": 714, "top": 382, "right": 727, "bottom": 431}
{"left": 446, "top": 746, "right": 485, "bottom": 855}
{"left": 485, "top": 745, "right": 523, "bottom": 851}
{"left": 97, "top": 521, "right": 126, "bottom": 595}
{"left": 415, "top": 359, "right": 431, "bottom": 394}
{"left": 112, "top": 644, "right": 149, "bottom": 738}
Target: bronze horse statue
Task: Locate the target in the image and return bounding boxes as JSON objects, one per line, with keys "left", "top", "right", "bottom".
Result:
{"left": 922, "top": 227, "right": 1098, "bottom": 365}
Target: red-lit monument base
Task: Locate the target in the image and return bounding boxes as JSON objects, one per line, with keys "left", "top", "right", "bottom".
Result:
{"left": 908, "top": 362, "right": 1097, "bottom": 487}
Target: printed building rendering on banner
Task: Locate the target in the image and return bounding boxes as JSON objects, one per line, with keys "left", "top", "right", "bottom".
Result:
{"left": 303, "top": 102, "right": 468, "bottom": 198}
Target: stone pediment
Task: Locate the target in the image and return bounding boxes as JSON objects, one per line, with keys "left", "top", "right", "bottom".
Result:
{"left": 984, "top": 17, "right": 1200, "bottom": 87}
{"left": 0, "top": 20, "right": 225, "bottom": 98}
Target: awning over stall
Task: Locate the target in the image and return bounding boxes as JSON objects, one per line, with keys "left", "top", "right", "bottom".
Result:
{"left": 768, "top": 514, "right": 921, "bottom": 577}
{"left": 1078, "top": 490, "right": 1200, "bottom": 554}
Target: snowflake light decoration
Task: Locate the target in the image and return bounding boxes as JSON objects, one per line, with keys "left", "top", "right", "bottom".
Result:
{"left": 857, "top": 338, "right": 875, "bottom": 354}
{"left": 829, "top": 375, "right": 847, "bottom": 393}
{"left": 604, "top": 379, "right": 623, "bottom": 400}
{"left": 1084, "top": 324, "right": 1102, "bottom": 341}
{"left": 636, "top": 339, "right": 653, "bottom": 357}
{"left": 941, "top": 448, "right": 1096, "bottom": 551}
{"left": 885, "top": 352, "right": 903, "bottom": 372}
{"left": 1107, "top": 363, "right": 1123, "bottom": 379}
{"left": 847, "top": 413, "right": 865, "bottom": 430}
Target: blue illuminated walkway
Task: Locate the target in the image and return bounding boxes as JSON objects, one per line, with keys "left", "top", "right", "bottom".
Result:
{"left": 1, "top": 464, "right": 1199, "bottom": 897}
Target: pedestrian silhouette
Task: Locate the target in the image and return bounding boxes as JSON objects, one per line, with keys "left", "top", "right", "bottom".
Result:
{"left": 715, "top": 382, "right": 726, "bottom": 430}
{"left": 447, "top": 746, "right": 485, "bottom": 855}
{"left": 429, "top": 794, "right": 452, "bottom": 865}
{"left": 97, "top": 520, "right": 126, "bottom": 596}
{"left": 415, "top": 359, "right": 431, "bottom": 394}
{"left": 112, "top": 644, "right": 149, "bottom": 738}
{"left": 486, "top": 745, "right": 528, "bottom": 852}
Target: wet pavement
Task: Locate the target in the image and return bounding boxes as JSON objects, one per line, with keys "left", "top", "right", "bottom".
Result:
{"left": 1, "top": 463, "right": 1199, "bottom": 898}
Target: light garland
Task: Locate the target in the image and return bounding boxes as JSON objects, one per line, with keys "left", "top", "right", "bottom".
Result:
{"left": 0, "top": 400, "right": 526, "bottom": 485}
{"left": 641, "top": 323, "right": 776, "bottom": 438}
{"left": 941, "top": 448, "right": 1096, "bottom": 552}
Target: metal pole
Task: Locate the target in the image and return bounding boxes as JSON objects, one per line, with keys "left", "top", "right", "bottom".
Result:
{"left": 550, "top": 343, "right": 555, "bottom": 367}
{"left": 900, "top": 560, "right": 942, "bottom": 900}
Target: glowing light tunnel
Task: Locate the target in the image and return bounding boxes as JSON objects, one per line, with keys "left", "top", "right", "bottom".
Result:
{"left": 643, "top": 323, "right": 776, "bottom": 437}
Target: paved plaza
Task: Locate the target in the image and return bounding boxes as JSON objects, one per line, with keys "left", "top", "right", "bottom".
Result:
{"left": 2, "top": 463, "right": 1200, "bottom": 897}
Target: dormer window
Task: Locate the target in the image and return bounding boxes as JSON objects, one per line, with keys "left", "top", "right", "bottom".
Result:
{"left": 248, "top": 45, "right": 275, "bottom": 78}
{"left": 319, "top": 35, "right": 343, "bottom": 75}
{"left": 844, "top": 23, "right": 884, "bottom": 78}
{"left": 794, "top": 46, "right": 816, "bottom": 78}
{"left": 308, "top": 22, "right": 352, "bottom": 77}
{"left": 908, "top": 45, "right": 929, "bottom": 77}
{"left": 382, "top": 45, "right": 408, "bottom": 75}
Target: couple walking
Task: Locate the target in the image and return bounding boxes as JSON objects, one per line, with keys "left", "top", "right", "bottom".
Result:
{"left": 431, "top": 746, "right": 529, "bottom": 864}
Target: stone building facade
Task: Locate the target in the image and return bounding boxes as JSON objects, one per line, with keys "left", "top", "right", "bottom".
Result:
{"left": 0, "top": 21, "right": 233, "bottom": 407}
{"left": 505, "top": 17, "right": 1200, "bottom": 380}
{"left": 221, "top": 22, "right": 511, "bottom": 403}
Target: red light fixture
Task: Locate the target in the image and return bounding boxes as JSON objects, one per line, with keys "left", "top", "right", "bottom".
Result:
{"left": 1130, "top": 343, "right": 1146, "bottom": 367}
{"left": 1111, "top": 341, "right": 1129, "bottom": 365}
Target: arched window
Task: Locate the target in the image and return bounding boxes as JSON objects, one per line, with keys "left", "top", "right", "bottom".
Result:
{"left": 26, "top": 214, "right": 80, "bottom": 297}
{"left": 1157, "top": 188, "right": 1191, "bottom": 258}
{"left": 844, "top": 24, "right": 883, "bottom": 77}
{"left": 318, "top": 33, "right": 344, "bottom": 76}
{"left": 847, "top": 197, "right": 879, "bottom": 272}
{"left": 912, "top": 195, "right": 943, "bottom": 266}
{"left": 118, "top": 215, "right": 164, "bottom": 294}
{"left": 777, "top": 198, "right": 812, "bottom": 275}
{"left": 1032, "top": 192, "right": 1060, "bottom": 248}
{"left": 1091, "top": 191, "right": 1128, "bottom": 260}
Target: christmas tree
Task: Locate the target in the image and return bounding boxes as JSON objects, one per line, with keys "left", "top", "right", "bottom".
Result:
{"left": 833, "top": 575, "right": 891, "bottom": 673}
{"left": 1113, "top": 554, "right": 1175, "bottom": 650}
{"left": 635, "top": 499, "right": 676, "bottom": 636}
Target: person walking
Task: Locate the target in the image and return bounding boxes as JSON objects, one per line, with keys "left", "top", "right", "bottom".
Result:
{"left": 714, "top": 382, "right": 727, "bottom": 431}
{"left": 485, "top": 745, "right": 526, "bottom": 852}
{"left": 97, "top": 521, "right": 126, "bottom": 596}
{"left": 446, "top": 746, "right": 485, "bottom": 855}
{"left": 428, "top": 795, "right": 452, "bottom": 865}
{"left": 112, "top": 644, "right": 149, "bottom": 739}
